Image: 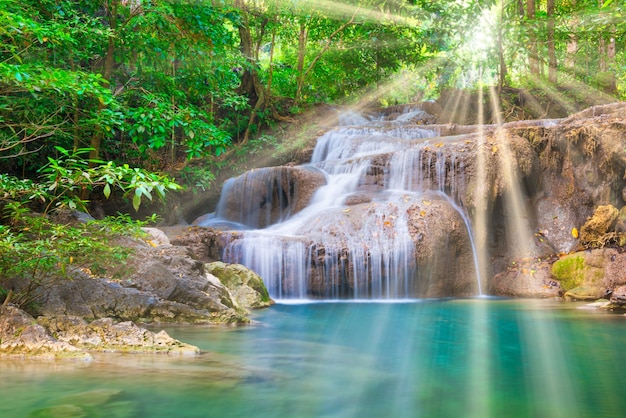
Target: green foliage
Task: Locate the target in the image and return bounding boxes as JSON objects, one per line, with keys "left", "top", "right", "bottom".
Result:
{"left": 1, "top": 147, "right": 181, "bottom": 213}
{"left": 0, "top": 203, "right": 152, "bottom": 309}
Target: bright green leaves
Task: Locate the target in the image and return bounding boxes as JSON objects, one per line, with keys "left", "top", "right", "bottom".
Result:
{"left": 29, "top": 147, "right": 182, "bottom": 213}
{"left": 0, "top": 203, "right": 152, "bottom": 309}
{"left": 123, "top": 92, "right": 232, "bottom": 160}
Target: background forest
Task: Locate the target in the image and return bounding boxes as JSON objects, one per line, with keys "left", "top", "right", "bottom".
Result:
{"left": 0, "top": 0, "right": 624, "bottom": 208}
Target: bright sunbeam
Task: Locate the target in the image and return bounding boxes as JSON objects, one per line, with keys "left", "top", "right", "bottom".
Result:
{"left": 234, "top": 0, "right": 420, "bottom": 26}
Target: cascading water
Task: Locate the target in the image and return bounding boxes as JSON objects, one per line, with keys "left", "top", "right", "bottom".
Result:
{"left": 212, "top": 110, "right": 482, "bottom": 300}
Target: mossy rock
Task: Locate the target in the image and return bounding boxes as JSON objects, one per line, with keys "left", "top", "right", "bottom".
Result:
{"left": 563, "top": 286, "right": 605, "bottom": 301}
{"left": 551, "top": 254, "right": 586, "bottom": 290}
{"left": 551, "top": 252, "right": 605, "bottom": 291}
{"left": 206, "top": 262, "right": 272, "bottom": 310}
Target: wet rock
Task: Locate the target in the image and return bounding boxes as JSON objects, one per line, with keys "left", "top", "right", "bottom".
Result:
{"left": 294, "top": 193, "right": 478, "bottom": 298}
{"left": 170, "top": 226, "right": 237, "bottom": 263}
{"left": 610, "top": 285, "right": 626, "bottom": 304}
{"left": 0, "top": 306, "right": 91, "bottom": 359}
{"left": 490, "top": 260, "right": 561, "bottom": 298}
{"left": 405, "top": 196, "right": 478, "bottom": 297}
{"left": 580, "top": 299, "right": 612, "bottom": 310}
{"left": 563, "top": 286, "right": 605, "bottom": 301}
{"left": 344, "top": 193, "right": 373, "bottom": 205}
{"left": 37, "top": 316, "right": 200, "bottom": 354}
{"left": 206, "top": 262, "right": 272, "bottom": 310}
{"left": 214, "top": 166, "right": 327, "bottom": 229}
{"left": 579, "top": 205, "right": 619, "bottom": 247}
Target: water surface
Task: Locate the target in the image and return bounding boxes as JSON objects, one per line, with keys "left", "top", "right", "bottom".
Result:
{"left": 1, "top": 299, "right": 625, "bottom": 418}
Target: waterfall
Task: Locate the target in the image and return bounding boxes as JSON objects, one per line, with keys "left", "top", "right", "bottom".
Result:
{"left": 215, "top": 108, "right": 481, "bottom": 300}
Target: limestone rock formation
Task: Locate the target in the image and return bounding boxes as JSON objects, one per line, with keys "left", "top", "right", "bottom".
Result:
{"left": 549, "top": 249, "right": 626, "bottom": 300}
{"left": 209, "top": 166, "right": 327, "bottom": 229}
{"left": 0, "top": 306, "right": 198, "bottom": 358}
{"left": 37, "top": 316, "right": 199, "bottom": 354}
{"left": 173, "top": 103, "right": 626, "bottom": 300}
{"left": 0, "top": 306, "right": 90, "bottom": 359}
{"left": 206, "top": 262, "right": 272, "bottom": 310}
{"left": 579, "top": 205, "right": 620, "bottom": 247}
{"left": 13, "top": 238, "right": 255, "bottom": 325}
{"left": 490, "top": 260, "right": 562, "bottom": 298}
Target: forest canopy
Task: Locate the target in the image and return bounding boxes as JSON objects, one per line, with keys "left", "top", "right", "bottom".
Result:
{"left": 0, "top": 0, "right": 624, "bottom": 185}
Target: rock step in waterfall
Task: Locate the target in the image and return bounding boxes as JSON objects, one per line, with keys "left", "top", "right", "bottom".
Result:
{"left": 190, "top": 103, "right": 626, "bottom": 300}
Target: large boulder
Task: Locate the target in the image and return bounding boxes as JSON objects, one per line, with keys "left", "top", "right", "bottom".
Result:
{"left": 33, "top": 241, "right": 249, "bottom": 324}
{"left": 549, "top": 249, "right": 626, "bottom": 300}
{"left": 490, "top": 259, "right": 561, "bottom": 298}
{"left": 211, "top": 166, "right": 327, "bottom": 229}
{"left": 295, "top": 192, "right": 478, "bottom": 298}
{"left": 205, "top": 262, "right": 272, "bottom": 310}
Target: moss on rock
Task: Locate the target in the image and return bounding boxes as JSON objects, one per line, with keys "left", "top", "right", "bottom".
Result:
{"left": 563, "top": 286, "right": 605, "bottom": 301}
{"left": 206, "top": 262, "right": 272, "bottom": 310}
{"left": 551, "top": 254, "right": 586, "bottom": 291}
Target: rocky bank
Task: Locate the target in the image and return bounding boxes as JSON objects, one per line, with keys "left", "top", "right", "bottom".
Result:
{"left": 0, "top": 226, "right": 272, "bottom": 358}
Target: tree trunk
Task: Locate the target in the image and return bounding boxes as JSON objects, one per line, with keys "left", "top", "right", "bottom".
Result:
{"left": 597, "top": 0, "right": 607, "bottom": 72}
{"left": 266, "top": 26, "right": 277, "bottom": 94}
{"left": 565, "top": 0, "right": 577, "bottom": 73}
{"left": 497, "top": 0, "right": 507, "bottom": 91}
{"left": 547, "top": 0, "right": 557, "bottom": 83}
{"left": 90, "top": 0, "right": 118, "bottom": 163}
{"left": 234, "top": 0, "right": 268, "bottom": 143}
{"left": 295, "top": 20, "right": 309, "bottom": 105}
{"left": 526, "top": 0, "right": 539, "bottom": 76}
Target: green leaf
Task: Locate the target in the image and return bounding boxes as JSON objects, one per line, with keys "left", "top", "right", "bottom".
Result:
{"left": 132, "top": 193, "right": 141, "bottom": 211}
{"left": 103, "top": 183, "right": 111, "bottom": 199}
{"left": 602, "top": 0, "right": 614, "bottom": 8}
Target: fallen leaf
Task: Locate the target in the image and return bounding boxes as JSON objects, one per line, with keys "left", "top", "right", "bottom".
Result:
{"left": 571, "top": 227, "right": 579, "bottom": 238}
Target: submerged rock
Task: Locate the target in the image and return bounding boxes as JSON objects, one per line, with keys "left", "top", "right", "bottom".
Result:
{"left": 31, "top": 388, "right": 139, "bottom": 418}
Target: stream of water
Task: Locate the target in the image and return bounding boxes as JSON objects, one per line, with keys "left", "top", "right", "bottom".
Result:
{"left": 2, "top": 299, "right": 625, "bottom": 418}
{"left": 206, "top": 108, "right": 484, "bottom": 299}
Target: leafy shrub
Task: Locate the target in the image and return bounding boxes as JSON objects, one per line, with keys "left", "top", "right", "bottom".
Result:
{"left": 0, "top": 203, "right": 154, "bottom": 310}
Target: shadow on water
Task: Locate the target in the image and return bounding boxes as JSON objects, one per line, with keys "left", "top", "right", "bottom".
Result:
{"left": 3, "top": 299, "right": 626, "bottom": 418}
